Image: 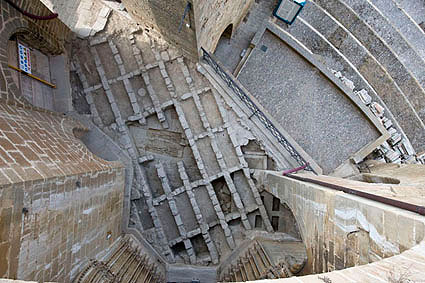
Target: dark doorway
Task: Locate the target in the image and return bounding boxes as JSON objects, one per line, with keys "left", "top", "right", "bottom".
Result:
{"left": 213, "top": 24, "right": 233, "bottom": 53}
{"left": 272, "top": 197, "right": 280, "bottom": 211}
{"left": 221, "top": 24, "right": 233, "bottom": 39}
{"left": 255, "top": 215, "right": 263, "bottom": 228}
{"left": 271, "top": 216, "right": 279, "bottom": 231}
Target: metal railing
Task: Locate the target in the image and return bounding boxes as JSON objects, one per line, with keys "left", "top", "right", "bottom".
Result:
{"left": 201, "top": 47, "right": 314, "bottom": 172}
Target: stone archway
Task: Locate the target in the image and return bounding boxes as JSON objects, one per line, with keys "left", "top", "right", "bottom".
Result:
{"left": 221, "top": 23, "right": 234, "bottom": 40}
{"left": 214, "top": 23, "right": 234, "bottom": 53}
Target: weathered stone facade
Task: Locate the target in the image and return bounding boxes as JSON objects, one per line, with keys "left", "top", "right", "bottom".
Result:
{"left": 0, "top": 102, "right": 125, "bottom": 281}
{"left": 70, "top": 23, "right": 297, "bottom": 268}
{"left": 0, "top": 2, "right": 125, "bottom": 282}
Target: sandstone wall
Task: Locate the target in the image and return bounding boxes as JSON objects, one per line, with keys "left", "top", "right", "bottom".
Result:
{"left": 121, "top": 0, "right": 197, "bottom": 59}
{"left": 0, "top": 101, "right": 125, "bottom": 282}
{"left": 255, "top": 171, "right": 425, "bottom": 275}
{"left": 194, "top": 0, "right": 254, "bottom": 54}
{"left": 0, "top": 4, "right": 125, "bottom": 277}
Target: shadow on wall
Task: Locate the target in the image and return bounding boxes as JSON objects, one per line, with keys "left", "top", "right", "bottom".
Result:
{"left": 122, "top": 0, "right": 197, "bottom": 58}
{"left": 73, "top": 127, "right": 120, "bottom": 162}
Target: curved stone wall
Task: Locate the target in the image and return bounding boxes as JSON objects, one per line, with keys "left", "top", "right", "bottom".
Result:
{"left": 254, "top": 170, "right": 425, "bottom": 278}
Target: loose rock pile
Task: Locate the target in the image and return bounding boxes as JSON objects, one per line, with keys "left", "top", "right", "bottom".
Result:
{"left": 331, "top": 70, "right": 424, "bottom": 165}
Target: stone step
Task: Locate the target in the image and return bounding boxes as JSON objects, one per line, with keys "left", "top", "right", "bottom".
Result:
{"left": 74, "top": 237, "right": 165, "bottom": 282}
{"left": 393, "top": 0, "right": 425, "bottom": 28}
{"left": 336, "top": 0, "right": 425, "bottom": 89}
{"left": 371, "top": 0, "right": 425, "bottom": 60}
{"left": 281, "top": 1, "right": 425, "bottom": 151}
{"left": 220, "top": 240, "right": 295, "bottom": 281}
{"left": 120, "top": 255, "right": 144, "bottom": 282}
{"left": 311, "top": 0, "right": 425, "bottom": 125}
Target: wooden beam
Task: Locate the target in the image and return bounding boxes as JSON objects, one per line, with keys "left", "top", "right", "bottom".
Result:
{"left": 8, "top": 64, "right": 56, "bottom": 88}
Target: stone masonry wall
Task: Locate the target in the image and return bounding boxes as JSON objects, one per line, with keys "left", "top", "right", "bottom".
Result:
{"left": 255, "top": 171, "right": 425, "bottom": 275}
{"left": 0, "top": 8, "right": 125, "bottom": 278}
{"left": 194, "top": 0, "right": 254, "bottom": 54}
{"left": 2, "top": 168, "right": 124, "bottom": 282}
{"left": 0, "top": 100, "right": 125, "bottom": 282}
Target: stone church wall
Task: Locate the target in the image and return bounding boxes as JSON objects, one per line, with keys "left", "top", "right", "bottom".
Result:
{"left": 0, "top": 3, "right": 124, "bottom": 281}
{"left": 0, "top": 102, "right": 125, "bottom": 282}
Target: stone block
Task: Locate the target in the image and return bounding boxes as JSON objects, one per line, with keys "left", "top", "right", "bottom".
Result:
{"left": 175, "top": 215, "right": 183, "bottom": 226}
{"left": 110, "top": 102, "right": 120, "bottom": 116}
{"left": 132, "top": 102, "right": 141, "bottom": 114}
{"left": 114, "top": 54, "right": 123, "bottom": 65}
{"left": 356, "top": 89, "right": 372, "bottom": 105}
{"left": 128, "top": 92, "right": 137, "bottom": 103}
{"left": 397, "top": 214, "right": 415, "bottom": 252}
{"left": 128, "top": 114, "right": 143, "bottom": 121}
{"left": 161, "top": 51, "right": 170, "bottom": 61}
{"left": 119, "top": 65, "right": 126, "bottom": 74}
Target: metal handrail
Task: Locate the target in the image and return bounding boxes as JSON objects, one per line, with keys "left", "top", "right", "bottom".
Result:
{"left": 201, "top": 47, "right": 314, "bottom": 172}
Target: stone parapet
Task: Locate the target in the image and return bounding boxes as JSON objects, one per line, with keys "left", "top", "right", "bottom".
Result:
{"left": 254, "top": 170, "right": 425, "bottom": 276}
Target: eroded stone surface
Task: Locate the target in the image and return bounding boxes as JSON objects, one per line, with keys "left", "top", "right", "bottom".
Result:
{"left": 70, "top": 9, "right": 300, "bottom": 268}
{"left": 238, "top": 30, "right": 380, "bottom": 174}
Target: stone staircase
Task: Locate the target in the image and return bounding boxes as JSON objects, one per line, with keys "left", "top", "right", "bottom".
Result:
{"left": 283, "top": 0, "right": 425, "bottom": 152}
{"left": 219, "top": 240, "right": 305, "bottom": 282}
{"left": 73, "top": 237, "right": 164, "bottom": 283}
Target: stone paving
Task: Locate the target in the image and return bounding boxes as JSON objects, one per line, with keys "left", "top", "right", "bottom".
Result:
{"left": 238, "top": 30, "right": 381, "bottom": 174}
{"left": 214, "top": 0, "right": 425, "bottom": 168}
{"left": 71, "top": 10, "right": 301, "bottom": 267}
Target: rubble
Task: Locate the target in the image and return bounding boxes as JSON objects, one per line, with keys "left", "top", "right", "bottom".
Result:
{"left": 370, "top": 102, "right": 385, "bottom": 117}
{"left": 355, "top": 89, "right": 372, "bottom": 105}
{"left": 341, "top": 77, "right": 355, "bottom": 90}
{"left": 330, "top": 69, "right": 422, "bottom": 166}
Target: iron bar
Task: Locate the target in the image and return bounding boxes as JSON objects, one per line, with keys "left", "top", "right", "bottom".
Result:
{"left": 201, "top": 47, "right": 314, "bottom": 173}
{"left": 286, "top": 174, "right": 425, "bottom": 216}
{"left": 178, "top": 2, "right": 192, "bottom": 33}
{"left": 282, "top": 163, "right": 309, "bottom": 175}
